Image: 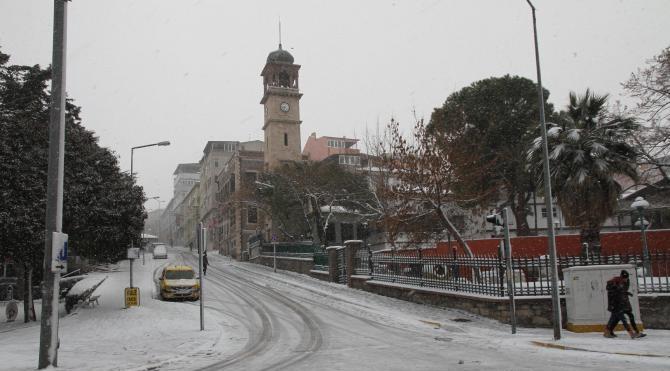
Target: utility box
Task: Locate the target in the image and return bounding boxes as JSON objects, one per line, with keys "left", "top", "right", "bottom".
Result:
{"left": 564, "top": 264, "right": 642, "bottom": 332}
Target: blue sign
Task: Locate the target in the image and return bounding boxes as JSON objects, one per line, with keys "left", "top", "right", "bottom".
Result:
{"left": 57, "top": 240, "right": 68, "bottom": 261}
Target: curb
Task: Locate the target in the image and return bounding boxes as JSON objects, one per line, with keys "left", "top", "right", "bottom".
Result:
{"left": 531, "top": 340, "right": 670, "bottom": 358}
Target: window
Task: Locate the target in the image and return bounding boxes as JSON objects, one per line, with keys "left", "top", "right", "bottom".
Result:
{"left": 341, "top": 223, "right": 354, "bottom": 241}
{"left": 247, "top": 206, "right": 258, "bottom": 224}
{"left": 328, "top": 140, "right": 344, "bottom": 148}
{"left": 338, "top": 155, "right": 360, "bottom": 166}
{"left": 284, "top": 133, "right": 288, "bottom": 146}
{"left": 541, "top": 207, "right": 557, "bottom": 218}
{"left": 215, "top": 160, "right": 219, "bottom": 168}
{"left": 325, "top": 223, "right": 336, "bottom": 244}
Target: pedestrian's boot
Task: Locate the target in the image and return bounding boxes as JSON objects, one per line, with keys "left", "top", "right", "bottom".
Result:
{"left": 626, "top": 328, "right": 638, "bottom": 339}
{"left": 603, "top": 327, "right": 615, "bottom": 338}
{"left": 633, "top": 332, "right": 647, "bottom": 338}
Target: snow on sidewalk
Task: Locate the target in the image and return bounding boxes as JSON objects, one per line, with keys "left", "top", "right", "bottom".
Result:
{"left": 0, "top": 252, "right": 240, "bottom": 371}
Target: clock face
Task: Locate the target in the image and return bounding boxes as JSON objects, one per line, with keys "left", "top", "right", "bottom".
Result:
{"left": 280, "top": 102, "right": 290, "bottom": 112}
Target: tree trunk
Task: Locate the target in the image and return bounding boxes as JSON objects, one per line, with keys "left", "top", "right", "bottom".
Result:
{"left": 579, "top": 223, "right": 602, "bottom": 261}
{"left": 22, "top": 264, "right": 33, "bottom": 323}
{"left": 511, "top": 193, "right": 531, "bottom": 236}
{"left": 436, "top": 207, "right": 473, "bottom": 257}
{"left": 436, "top": 207, "right": 481, "bottom": 283}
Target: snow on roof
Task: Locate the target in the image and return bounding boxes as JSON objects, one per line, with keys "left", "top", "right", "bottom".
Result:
{"left": 319, "top": 205, "right": 350, "bottom": 213}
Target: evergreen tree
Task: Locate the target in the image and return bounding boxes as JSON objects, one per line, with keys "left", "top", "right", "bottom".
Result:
{"left": 0, "top": 46, "right": 146, "bottom": 312}
{"left": 429, "top": 75, "right": 555, "bottom": 235}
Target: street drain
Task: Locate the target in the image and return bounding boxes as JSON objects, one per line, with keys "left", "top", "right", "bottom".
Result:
{"left": 452, "top": 318, "right": 471, "bottom": 322}
{"left": 434, "top": 337, "right": 453, "bottom": 342}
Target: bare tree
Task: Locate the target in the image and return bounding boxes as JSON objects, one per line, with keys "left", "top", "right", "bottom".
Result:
{"left": 623, "top": 46, "right": 670, "bottom": 188}
{"left": 381, "top": 119, "right": 494, "bottom": 256}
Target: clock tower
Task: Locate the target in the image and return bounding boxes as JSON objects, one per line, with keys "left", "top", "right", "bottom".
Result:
{"left": 261, "top": 43, "right": 303, "bottom": 170}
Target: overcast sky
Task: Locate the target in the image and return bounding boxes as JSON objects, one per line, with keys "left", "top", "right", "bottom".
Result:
{"left": 1, "top": 0, "right": 669, "bottom": 211}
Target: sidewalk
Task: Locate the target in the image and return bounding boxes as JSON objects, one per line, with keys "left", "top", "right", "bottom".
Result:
{"left": 0, "top": 250, "right": 233, "bottom": 371}
{"left": 530, "top": 329, "right": 670, "bottom": 358}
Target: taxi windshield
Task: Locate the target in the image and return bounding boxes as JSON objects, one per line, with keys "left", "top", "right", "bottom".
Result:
{"left": 165, "top": 270, "right": 194, "bottom": 280}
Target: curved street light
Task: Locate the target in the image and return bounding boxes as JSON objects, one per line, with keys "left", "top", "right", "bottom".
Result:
{"left": 526, "top": 0, "right": 561, "bottom": 340}
{"left": 631, "top": 196, "right": 651, "bottom": 275}
{"left": 128, "top": 141, "right": 170, "bottom": 288}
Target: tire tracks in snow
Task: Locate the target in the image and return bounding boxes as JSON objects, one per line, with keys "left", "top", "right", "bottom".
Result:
{"left": 180, "top": 252, "right": 323, "bottom": 371}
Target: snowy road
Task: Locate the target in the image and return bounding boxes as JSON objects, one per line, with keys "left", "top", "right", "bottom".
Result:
{"left": 2, "top": 248, "right": 668, "bottom": 371}
{"left": 178, "top": 250, "right": 670, "bottom": 371}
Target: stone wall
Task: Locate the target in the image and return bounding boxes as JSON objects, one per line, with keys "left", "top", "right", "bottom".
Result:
{"left": 350, "top": 276, "right": 669, "bottom": 329}
{"left": 253, "top": 255, "right": 314, "bottom": 275}
{"left": 639, "top": 295, "right": 670, "bottom": 329}
{"left": 309, "top": 270, "right": 330, "bottom": 282}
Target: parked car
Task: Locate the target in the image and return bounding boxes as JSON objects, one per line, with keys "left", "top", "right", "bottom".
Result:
{"left": 152, "top": 244, "right": 168, "bottom": 259}
{"left": 159, "top": 265, "right": 200, "bottom": 300}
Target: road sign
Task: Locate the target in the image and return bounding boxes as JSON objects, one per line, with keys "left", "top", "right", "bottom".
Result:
{"left": 127, "top": 247, "right": 140, "bottom": 260}
{"left": 51, "top": 232, "right": 68, "bottom": 273}
{"left": 124, "top": 287, "right": 140, "bottom": 307}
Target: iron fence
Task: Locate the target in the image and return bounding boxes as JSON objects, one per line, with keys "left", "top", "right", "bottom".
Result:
{"left": 313, "top": 248, "right": 328, "bottom": 271}
{"left": 260, "top": 243, "right": 318, "bottom": 258}
{"left": 364, "top": 250, "right": 670, "bottom": 297}
{"left": 337, "top": 247, "right": 347, "bottom": 284}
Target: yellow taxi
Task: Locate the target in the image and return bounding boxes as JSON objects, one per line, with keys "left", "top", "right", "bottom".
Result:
{"left": 159, "top": 265, "right": 200, "bottom": 300}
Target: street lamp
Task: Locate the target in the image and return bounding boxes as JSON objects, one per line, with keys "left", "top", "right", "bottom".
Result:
{"left": 631, "top": 196, "right": 651, "bottom": 275}
{"left": 128, "top": 141, "right": 170, "bottom": 288}
{"left": 526, "top": 0, "right": 561, "bottom": 340}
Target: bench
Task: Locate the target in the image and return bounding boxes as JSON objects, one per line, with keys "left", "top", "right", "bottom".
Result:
{"left": 65, "top": 276, "right": 107, "bottom": 313}
{"left": 84, "top": 294, "right": 100, "bottom": 307}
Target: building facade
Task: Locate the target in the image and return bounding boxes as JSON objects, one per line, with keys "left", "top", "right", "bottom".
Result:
{"left": 216, "top": 149, "right": 266, "bottom": 259}
{"left": 198, "top": 141, "right": 239, "bottom": 250}
{"left": 302, "top": 132, "right": 360, "bottom": 163}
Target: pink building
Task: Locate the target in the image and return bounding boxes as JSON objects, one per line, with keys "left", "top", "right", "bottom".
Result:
{"left": 302, "top": 132, "right": 360, "bottom": 163}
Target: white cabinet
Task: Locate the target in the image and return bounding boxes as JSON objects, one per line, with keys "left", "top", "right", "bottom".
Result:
{"left": 563, "top": 264, "right": 641, "bottom": 332}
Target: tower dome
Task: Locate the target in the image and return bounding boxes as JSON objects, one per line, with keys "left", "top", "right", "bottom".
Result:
{"left": 266, "top": 44, "right": 294, "bottom": 64}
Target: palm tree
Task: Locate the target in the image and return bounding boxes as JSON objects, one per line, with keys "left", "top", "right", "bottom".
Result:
{"left": 529, "top": 90, "right": 638, "bottom": 256}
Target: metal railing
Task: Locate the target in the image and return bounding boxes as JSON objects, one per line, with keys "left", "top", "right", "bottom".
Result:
{"left": 260, "top": 243, "right": 319, "bottom": 258}
{"left": 364, "top": 250, "right": 670, "bottom": 297}
{"left": 313, "top": 248, "right": 328, "bottom": 271}
{"left": 337, "top": 248, "right": 347, "bottom": 284}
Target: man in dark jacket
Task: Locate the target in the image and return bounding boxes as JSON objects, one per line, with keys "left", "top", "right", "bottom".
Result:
{"left": 604, "top": 270, "right": 644, "bottom": 338}
{"left": 203, "top": 251, "right": 209, "bottom": 276}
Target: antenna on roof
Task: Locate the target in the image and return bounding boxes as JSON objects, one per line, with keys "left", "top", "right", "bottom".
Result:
{"left": 278, "top": 16, "right": 282, "bottom": 49}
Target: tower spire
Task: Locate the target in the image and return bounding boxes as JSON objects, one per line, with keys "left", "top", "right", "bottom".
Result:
{"left": 278, "top": 17, "right": 282, "bottom": 49}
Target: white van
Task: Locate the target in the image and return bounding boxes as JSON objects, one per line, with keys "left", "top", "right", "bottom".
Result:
{"left": 153, "top": 244, "right": 168, "bottom": 259}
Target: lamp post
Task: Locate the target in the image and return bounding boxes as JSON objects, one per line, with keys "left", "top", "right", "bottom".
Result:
{"left": 525, "top": 0, "right": 561, "bottom": 340}
{"left": 631, "top": 196, "right": 651, "bottom": 275}
{"left": 39, "top": 1, "right": 68, "bottom": 367}
{"left": 129, "top": 141, "right": 170, "bottom": 288}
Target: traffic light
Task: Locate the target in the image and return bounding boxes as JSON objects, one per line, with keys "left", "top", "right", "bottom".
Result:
{"left": 486, "top": 212, "right": 503, "bottom": 226}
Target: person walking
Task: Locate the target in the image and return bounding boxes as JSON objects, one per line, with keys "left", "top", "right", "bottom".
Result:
{"left": 619, "top": 270, "right": 646, "bottom": 338}
{"left": 203, "top": 251, "right": 209, "bottom": 276}
{"left": 604, "top": 270, "right": 644, "bottom": 339}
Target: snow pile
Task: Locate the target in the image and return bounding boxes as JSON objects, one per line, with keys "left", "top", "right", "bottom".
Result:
{"left": 65, "top": 275, "right": 107, "bottom": 297}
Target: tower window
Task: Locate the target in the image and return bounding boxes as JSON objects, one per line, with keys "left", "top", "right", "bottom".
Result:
{"left": 284, "top": 133, "right": 288, "bottom": 146}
